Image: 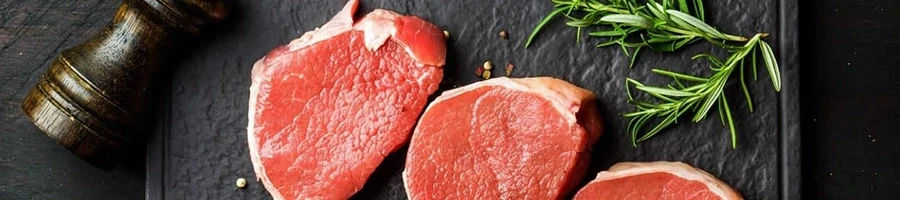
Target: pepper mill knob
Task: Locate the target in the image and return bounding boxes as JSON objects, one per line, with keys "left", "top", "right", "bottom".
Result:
{"left": 21, "top": 0, "right": 230, "bottom": 169}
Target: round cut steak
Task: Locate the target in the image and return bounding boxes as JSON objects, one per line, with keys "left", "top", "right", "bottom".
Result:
{"left": 573, "top": 162, "right": 743, "bottom": 200}
{"left": 404, "top": 77, "right": 603, "bottom": 200}
{"left": 247, "top": 0, "right": 446, "bottom": 199}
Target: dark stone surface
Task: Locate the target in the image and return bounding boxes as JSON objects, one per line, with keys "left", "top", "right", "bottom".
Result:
{"left": 148, "top": 0, "right": 797, "bottom": 199}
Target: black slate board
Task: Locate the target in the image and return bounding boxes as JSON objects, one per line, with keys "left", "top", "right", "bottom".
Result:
{"left": 147, "top": 0, "right": 799, "bottom": 199}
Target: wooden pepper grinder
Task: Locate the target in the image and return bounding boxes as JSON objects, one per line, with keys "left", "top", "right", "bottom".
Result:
{"left": 21, "top": 0, "right": 229, "bottom": 169}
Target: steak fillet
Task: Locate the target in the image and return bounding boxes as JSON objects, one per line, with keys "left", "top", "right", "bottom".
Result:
{"left": 573, "top": 162, "right": 743, "bottom": 200}
{"left": 404, "top": 77, "right": 603, "bottom": 200}
{"left": 247, "top": 0, "right": 446, "bottom": 199}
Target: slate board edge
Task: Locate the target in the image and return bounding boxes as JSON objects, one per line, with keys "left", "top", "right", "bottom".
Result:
{"left": 778, "top": 0, "right": 801, "bottom": 199}
{"left": 144, "top": 0, "right": 803, "bottom": 199}
{"left": 146, "top": 78, "right": 170, "bottom": 200}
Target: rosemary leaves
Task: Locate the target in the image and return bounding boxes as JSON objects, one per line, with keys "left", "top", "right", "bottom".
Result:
{"left": 526, "top": 0, "right": 782, "bottom": 148}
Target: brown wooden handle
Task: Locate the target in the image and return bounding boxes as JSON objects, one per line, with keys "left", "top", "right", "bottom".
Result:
{"left": 22, "top": 0, "right": 229, "bottom": 169}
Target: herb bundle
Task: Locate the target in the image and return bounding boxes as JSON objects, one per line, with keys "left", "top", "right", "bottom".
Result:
{"left": 525, "top": 0, "right": 781, "bottom": 148}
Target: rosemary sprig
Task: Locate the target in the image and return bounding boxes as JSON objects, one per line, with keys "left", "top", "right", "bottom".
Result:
{"left": 526, "top": 0, "right": 782, "bottom": 148}
{"left": 526, "top": 0, "right": 746, "bottom": 67}
{"left": 625, "top": 34, "right": 779, "bottom": 148}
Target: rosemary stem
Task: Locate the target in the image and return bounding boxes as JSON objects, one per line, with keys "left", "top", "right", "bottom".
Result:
{"left": 722, "top": 34, "right": 748, "bottom": 42}
{"left": 664, "top": 26, "right": 704, "bottom": 37}
{"left": 603, "top": 7, "right": 632, "bottom": 14}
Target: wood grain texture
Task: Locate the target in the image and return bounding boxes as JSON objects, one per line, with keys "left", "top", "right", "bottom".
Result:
{"left": 0, "top": 1, "right": 143, "bottom": 200}
{"left": 20, "top": 0, "right": 230, "bottom": 170}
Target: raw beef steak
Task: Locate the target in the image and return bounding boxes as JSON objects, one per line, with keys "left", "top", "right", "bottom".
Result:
{"left": 404, "top": 77, "right": 603, "bottom": 200}
{"left": 573, "top": 162, "right": 743, "bottom": 200}
{"left": 247, "top": 0, "right": 446, "bottom": 199}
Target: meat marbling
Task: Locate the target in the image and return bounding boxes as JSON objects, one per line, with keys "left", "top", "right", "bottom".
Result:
{"left": 404, "top": 77, "right": 604, "bottom": 200}
{"left": 573, "top": 162, "right": 743, "bottom": 200}
{"left": 247, "top": 0, "right": 446, "bottom": 199}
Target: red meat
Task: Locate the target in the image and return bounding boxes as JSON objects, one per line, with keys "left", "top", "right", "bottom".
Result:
{"left": 573, "top": 162, "right": 743, "bottom": 200}
{"left": 247, "top": 0, "right": 446, "bottom": 199}
{"left": 404, "top": 77, "right": 603, "bottom": 200}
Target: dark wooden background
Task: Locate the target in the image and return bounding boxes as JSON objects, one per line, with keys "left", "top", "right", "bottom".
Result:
{"left": 0, "top": 1, "right": 144, "bottom": 199}
{"left": 0, "top": 0, "right": 897, "bottom": 200}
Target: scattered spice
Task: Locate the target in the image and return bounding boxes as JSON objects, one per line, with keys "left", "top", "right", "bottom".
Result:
{"left": 479, "top": 61, "right": 494, "bottom": 79}
{"left": 505, "top": 62, "right": 514, "bottom": 76}
{"left": 483, "top": 61, "right": 493, "bottom": 70}
{"left": 443, "top": 30, "right": 450, "bottom": 39}
{"left": 236, "top": 178, "right": 247, "bottom": 189}
{"left": 499, "top": 30, "right": 508, "bottom": 39}
{"left": 475, "top": 67, "right": 484, "bottom": 77}
{"left": 482, "top": 70, "right": 492, "bottom": 80}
